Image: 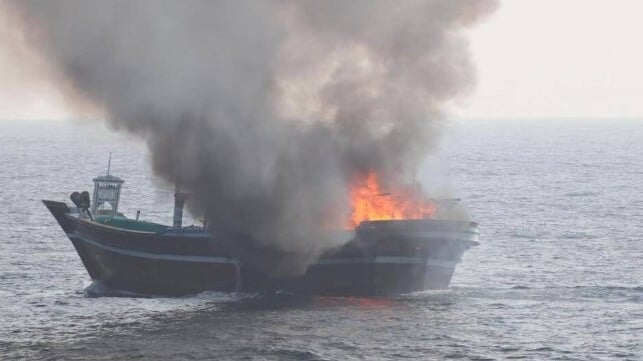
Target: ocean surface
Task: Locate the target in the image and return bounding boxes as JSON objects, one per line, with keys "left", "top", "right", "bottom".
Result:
{"left": 0, "top": 119, "right": 641, "bottom": 360}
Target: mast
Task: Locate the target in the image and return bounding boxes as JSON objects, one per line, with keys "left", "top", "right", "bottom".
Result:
{"left": 106, "top": 152, "right": 112, "bottom": 176}
{"left": 173, "top": 180, "right": 186, "bottom": 228}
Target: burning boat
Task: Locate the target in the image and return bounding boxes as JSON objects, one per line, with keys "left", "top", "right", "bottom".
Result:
{"left": 43, "top": 167, "right": 479, "bottom": 296}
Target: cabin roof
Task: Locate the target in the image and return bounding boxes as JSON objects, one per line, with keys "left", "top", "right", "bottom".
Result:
{"left": 92, "top": 175, "right": 124, "bottom": 183}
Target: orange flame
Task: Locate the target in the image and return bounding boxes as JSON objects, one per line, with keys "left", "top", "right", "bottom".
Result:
{"left": 347, "top": 171, "right": 436, "bottom": 228}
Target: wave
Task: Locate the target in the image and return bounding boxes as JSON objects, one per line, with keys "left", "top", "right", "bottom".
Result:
{"left": 510, "top": 285, "right": 531, "bottom": 290}
{"left": 568, "top": 285, "right": 643, "bottom": 292}
{"left": 564, "top": 191, "right": 600, "bottom": 197}
{"left": 84, "top": 281, "right": 156, "bottom": 298}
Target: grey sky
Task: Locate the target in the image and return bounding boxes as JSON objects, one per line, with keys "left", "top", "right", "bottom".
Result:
{"left": 1, "top": 0, "right": 642, "bottom": 120}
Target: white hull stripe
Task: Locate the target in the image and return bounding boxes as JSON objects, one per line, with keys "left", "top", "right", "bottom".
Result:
{"left": 315, "top": 257, "right": 457, "bottom": 268}
{"left": 69, "top": 235, "right": 457, "bottom": 268}
{"left": 400, "top": 232, "right": 480, "bottom": 242}
{"left": 426, "top": 259, "right": 458, "bottom": 268}
{"left": 69, "top": 234, "right": 239, "bottom": 265}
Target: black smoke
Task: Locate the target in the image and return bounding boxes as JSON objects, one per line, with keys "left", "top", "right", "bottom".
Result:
{"left": 6, "top": 0, "right": 497, "bottom": 275}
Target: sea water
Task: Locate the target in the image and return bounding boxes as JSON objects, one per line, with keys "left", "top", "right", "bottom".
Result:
{"left": 0, "top": 119, "right": 640, "bottom": 360}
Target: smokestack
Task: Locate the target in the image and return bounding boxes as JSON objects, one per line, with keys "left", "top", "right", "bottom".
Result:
{"left": 173, "top": 182, "right": 186, "bottom": 229}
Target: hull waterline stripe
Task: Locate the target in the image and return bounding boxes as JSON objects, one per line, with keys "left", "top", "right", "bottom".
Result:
{"left": 68, "top": 234, "right": 239, "bottom": 265}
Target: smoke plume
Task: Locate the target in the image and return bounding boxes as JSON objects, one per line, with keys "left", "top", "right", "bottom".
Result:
{"left": 6, "top": 0, "right": 496, "bottom": 275}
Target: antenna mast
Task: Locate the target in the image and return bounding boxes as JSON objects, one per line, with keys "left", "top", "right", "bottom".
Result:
{"left": 106, "top": 152, "right": 112, "bottom": 176}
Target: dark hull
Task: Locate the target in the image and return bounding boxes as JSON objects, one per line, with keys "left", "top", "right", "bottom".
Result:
{"left": 306, "top": 259, "right": 456, "bottom": 295}
{"left": 69, "top": 234, "right": 239, "bottom": 295}
{"left": 43, "top": 200, "right": 478, "bottom": 296}
{"left": 255, "top": 260, "right": 457, "bottom": 296}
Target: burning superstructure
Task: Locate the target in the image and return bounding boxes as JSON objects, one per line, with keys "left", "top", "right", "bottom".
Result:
{"left": 347, "top": 171, "right": 437, "bottom": 228}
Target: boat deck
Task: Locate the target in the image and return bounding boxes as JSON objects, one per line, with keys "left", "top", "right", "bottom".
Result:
{"left": 93, "top": 215, "right": 171, "bottom": 233}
